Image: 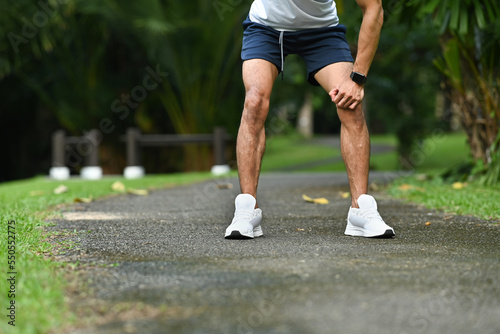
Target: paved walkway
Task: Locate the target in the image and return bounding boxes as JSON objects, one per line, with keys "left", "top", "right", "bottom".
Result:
{"left": 49, "top": 172, "right": 500, "bottom": 334}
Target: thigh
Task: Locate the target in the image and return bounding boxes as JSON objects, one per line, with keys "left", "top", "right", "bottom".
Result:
{"left": 242, "top": 59, "right": 278, "bottom": 100}
{"left": 314, "top": 62, "right": 366, "bottom": 123}
{"left": 313, "top": 61, "right": 353, "bottom": 94}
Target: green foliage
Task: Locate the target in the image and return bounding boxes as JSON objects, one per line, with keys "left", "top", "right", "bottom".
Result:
{"left": 434, "top": 38, "right": 461, "bottom": 92}
{"left": 0, "top": 1, "right": 251, "bottom": 178}
{"left": 365, "top": 15, "right": 441, "bottom": 167}
{"left": 396, "top": 0, "right": 500, "bottom": 182}
{"left": 155, "top": 2, "right": 247, "bottom": 134}
{"left": 408, "top": 0, "right": 500, "bottom": 35}
{"left": 2, "top": 0, "right": 117, "bottom": 132}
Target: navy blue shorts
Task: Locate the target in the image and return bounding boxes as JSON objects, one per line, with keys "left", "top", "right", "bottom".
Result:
{"left": 241, "top": 17, "right": 354, "bottom": 86}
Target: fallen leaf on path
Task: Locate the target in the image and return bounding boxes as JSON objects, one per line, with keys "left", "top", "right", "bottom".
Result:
{"left": 302, "top": 194, "right": 329, "bottom": 204}
{"left": 53, "top": 185, "right": 68, "bottom": 195}
{"left": 74, "top": 196, "right": 93, "bottom": 203}
{"left": 340, "top": 192, "right": 350, "bottom": 199}
{"left": 111, "top": 181, "right": 126, "bottom": 192}
{"left": 127, "top": 188, "right": 149, "bottom": 196}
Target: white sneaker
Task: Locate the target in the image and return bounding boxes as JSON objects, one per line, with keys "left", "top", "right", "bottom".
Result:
{"left": 345, "top": 194, "right": 395, "bottom": 238}
{"left": 225, "top": 194, "right": 263, "bottom": 239}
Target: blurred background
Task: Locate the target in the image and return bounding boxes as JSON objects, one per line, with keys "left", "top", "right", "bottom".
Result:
{"left": 0, "top": 0, "right": 498, "bottom": 183}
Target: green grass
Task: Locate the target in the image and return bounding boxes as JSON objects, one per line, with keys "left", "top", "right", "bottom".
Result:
{"left": 0, "top": 172, "right": 213, "bottom": 334}
{"left": 386, "top": 175, "right": 500, "bottom": 221}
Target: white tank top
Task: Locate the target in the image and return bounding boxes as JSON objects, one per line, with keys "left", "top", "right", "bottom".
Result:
{"left": 249, "top": 0, "right": 339, "bottom": 31}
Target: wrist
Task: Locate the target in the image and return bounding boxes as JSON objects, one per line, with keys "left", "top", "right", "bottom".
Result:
{"left": 350, "top": 71, "right": 367, "bottom": 85}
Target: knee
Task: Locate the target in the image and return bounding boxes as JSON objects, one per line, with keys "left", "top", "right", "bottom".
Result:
{"left": 337, "top": 106, "right": 366, "bottom": 131}
{"left": 242, "top": 89, "right": 270, "bottom": 126}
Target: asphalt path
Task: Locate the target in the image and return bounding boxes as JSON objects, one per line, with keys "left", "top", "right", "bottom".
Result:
{"left": 48, "top": 172, "right": 500, "bottom": 334}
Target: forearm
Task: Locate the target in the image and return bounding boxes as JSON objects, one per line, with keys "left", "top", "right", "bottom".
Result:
{"left": 353, "top": 1, "right": 384, "bottom": 76}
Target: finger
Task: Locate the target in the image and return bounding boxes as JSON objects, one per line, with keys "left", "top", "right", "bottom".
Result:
{"left": 335, "top": 95, "right": 346, "bottom": 107}
{"left": 348, "top": 101, "right": 359, "bottom": 110}
{"left": 333, "top": 91, "right": 345, "bottom": 104}
{"left": 338, "top": 95, "right": 353, "bottom": 109}
{"left": 348, "top": 98, "right": 363, "bottom": 110}
{"left": 330, "top": 89, "right": 340, "bottom": 101}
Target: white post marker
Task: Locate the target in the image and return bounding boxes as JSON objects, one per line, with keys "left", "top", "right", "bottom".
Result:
{"left": 211, "top": 164, "right": 231, "bottom": 176}
{"left": 124, "top": 166, "right": 145, "bottom": 179}
{"left": 49, "top": 166, "right": 71, "bottom": 180}
{"left": 80, "top": 166, "right": 103, "bottom": 180}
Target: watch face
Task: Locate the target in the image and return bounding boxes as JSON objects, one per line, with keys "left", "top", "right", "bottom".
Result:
{"left": 351, "top": 72, "right": 367, "bottom": 84}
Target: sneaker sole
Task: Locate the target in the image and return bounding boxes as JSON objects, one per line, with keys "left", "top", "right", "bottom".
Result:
{"left": 345, "top": 226, "right": 395, "bottom": 238}
{"left": 369, "top": 229, "right": 395, "bottom": 238}
{"left": 224, "top": 226, "right": 263, "bottom": 240}
{"left": 225, "top": 231, "right": 254, "bottom": 239}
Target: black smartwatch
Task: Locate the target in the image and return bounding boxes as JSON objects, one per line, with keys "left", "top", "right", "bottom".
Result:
{"left": 350, "top": 71, "right": 367, "bottom": 85}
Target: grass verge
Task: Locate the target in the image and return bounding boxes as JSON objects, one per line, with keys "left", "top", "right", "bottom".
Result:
{"left": 386, "top": 175, "right": 500, "bottom": 221}
{"left": 0, "top": 172, "right": 213, "bottom": 334}
{"left": 376, "top": 133, "right": 498, "bottom": 221}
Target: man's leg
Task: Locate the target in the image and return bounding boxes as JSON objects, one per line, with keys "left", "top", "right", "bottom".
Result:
{"left": 314, "top": 62, "right": 369, "bottom": 209}
{"left": 224, "top": 59, "right": 278, "bottom": 239}
{"left": 314, "top": 62, "right": 394, "bottom": 238}
{"left": 237, "top": 59, "right": 278, "bottom": 202}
